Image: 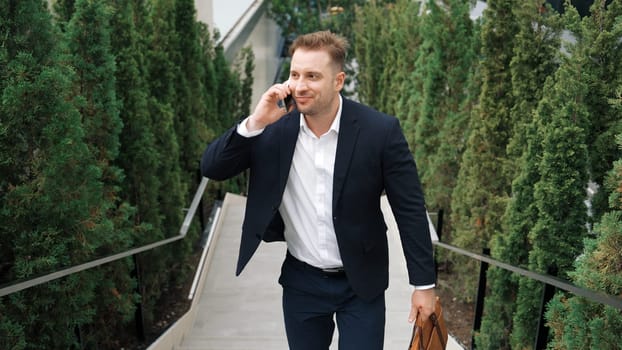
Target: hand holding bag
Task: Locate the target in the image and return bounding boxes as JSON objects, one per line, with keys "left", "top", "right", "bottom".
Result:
{"left": 409, "top": 296, "right": 448, "bottom": 350}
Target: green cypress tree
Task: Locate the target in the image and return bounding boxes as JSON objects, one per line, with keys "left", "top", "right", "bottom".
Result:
{"left": 439, "top": 17, "right": 483, "bottom": 232}
{"left": 212, "top": 41, "right": 247, "bottom": 127}
{"left": 153, "top": 0, "right": 205, "bottom": 286}
{"left": 109, "top": 0, "right": 162, "bottom": 232}
{"left": 64, "top": 0, "right": 124, "bottom": 217}
{"left": 477, "top": 2, "right": 562, "bottom": 348}
{"left": 546, "top": 127, "right": 622, "bottom": 349}
{"left": 0, "top": 3, "right": 10, "bottom": 277}
{"left": 376, "top": 0, "right": 421, "bottom": 117}
{"left": 413, "top": 0, "right": 447, "bottom": 183}
{"left": 53, "top": 0, "right": 75, "bottom": 21}
{"left": 196, "top": 22, "right": 226, "bottom": 203}
{"left": 145, "top": 0, "right": 185, "bottom": 238}
{"left": 449, "top": 0, "right": 518, "bottom": 299}
{"left": 197, "top": 21, "right": 220, "bottom": 136}
{"left": 511, "top": 4, "right": 591, "bottom": 346}
{"left": 398, "top": 0, "right": 424, "bottom": 125}
{"left": 477, "top": 80, "right": 554, "bottom": 349}
{"left": 237, "top": 47, "right": 255, "bottom": 121}
{"left": 173, "top": 0, "right": 209, "bottom": 189}
{"left": 102, "top": 0, "right": 165, "bottom": 344}
{"left": 545, "top": 3, "right": 622, "bottom": 347}
{"left": 181, "top": 10, "right": 255, "bottom": 201}
{"left": 414, "top": 0, "right": 476, "bottom": 219}
{"left": 200, "top": 39, "right": 256, "bottom": 198}
{"left": 352, "top": 1, "right": 393, "bottom": 109}
{"left": 352, "top": 0, "right": 422, "bottom": 134}
{"left": 393, "top": 0, "right": 424, "bottom": 141}
{"left": 581, "top": 0, "right": 622, "bottom": 222}
{"left": 61, "top": 1, "right": 138, "bottom": 346}
{"left": 0, "top": 0, "right": 114, "bottom": 347}
{"left": 131, "top": 0, "right": 186, "bottom": 327}
{"left": 506, "top": 0, "right": 562, "bottom": 170}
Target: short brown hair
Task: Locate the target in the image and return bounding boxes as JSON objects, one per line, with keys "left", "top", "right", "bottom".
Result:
{"left": 289, "top": 30, "right": 349, "bottom": 71}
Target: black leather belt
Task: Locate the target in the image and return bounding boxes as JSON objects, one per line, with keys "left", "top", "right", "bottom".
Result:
{"left": 286, "top": 252, "right": 346, "bottom": 277}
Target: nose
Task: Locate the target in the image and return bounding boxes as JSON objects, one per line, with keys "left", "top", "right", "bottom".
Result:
{"left": 291, "top": 80, "right": 307, "bottom": 93}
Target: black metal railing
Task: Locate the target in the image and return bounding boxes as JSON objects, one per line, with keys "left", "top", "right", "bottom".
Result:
{"left": 430, "top": 210, "right": 622, "bottom": 350}
{"left": 0, "top": 176, "right": 215, "bottom": 343}
{"left": 3, "top": 191, "right": 621, "bottom": 350}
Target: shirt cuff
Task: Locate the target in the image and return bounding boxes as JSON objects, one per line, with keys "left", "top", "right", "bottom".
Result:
{"left": 237, "top": 116, "right": 264, "bottom": 138}
{"left": 413, "top": 284, "right": 436, "bottom": 290}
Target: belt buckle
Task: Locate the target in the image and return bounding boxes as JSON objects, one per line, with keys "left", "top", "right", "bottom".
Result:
{"left": 322, "top": 267, "right": 344, "bottom": 274}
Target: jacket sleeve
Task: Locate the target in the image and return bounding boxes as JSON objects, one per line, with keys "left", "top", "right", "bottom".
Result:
{"left": 382, "top": 118, "right": 436, "bottom": 287}
{"left": 200, "top": 124, "right": 255, "bottom": 181}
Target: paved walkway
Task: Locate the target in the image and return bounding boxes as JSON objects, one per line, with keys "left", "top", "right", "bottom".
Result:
{"left": 178, "top": 193, "right": 462, "bottom": 349}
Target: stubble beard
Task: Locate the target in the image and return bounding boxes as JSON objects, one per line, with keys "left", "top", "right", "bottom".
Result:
{"left": 300, "top": 94, "right": 336, "bottom": 120}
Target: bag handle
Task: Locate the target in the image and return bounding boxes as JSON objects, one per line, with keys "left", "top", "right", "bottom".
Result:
{"left": 408, "top": 324, "right": 426, "bottom": 350}
{"left": 430, "top": 313, "right": 446, "bottom": 349}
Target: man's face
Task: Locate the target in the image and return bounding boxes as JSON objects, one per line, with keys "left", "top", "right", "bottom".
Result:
{"left": 289, "top": 49, "right": 345, "bottom": 118}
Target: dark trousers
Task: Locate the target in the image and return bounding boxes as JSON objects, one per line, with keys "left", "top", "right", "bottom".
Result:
{"left": 278, "top": 253, "right": 385, "bottom": 350}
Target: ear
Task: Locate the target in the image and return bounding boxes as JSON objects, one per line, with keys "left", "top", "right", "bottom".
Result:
{"left": 335, "top": 71, "right": 346, "bottom": 91}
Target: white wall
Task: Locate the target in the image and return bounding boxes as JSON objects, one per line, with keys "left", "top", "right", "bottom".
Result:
{"left": 195, "top": 0, "right": 214, "bottom": 31}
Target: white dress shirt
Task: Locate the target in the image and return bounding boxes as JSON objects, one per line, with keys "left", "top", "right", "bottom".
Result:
{"left": 238, "top": 96, "right": 343, "bottom": 269}
{"left": 278, "top": 100, "right": 343, "bottom": 269}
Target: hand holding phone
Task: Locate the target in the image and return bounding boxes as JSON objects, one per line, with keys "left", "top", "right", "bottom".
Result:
{"left": 247, "top": 81, "right": 293, "bottom": 132}
{"left": 277, "top": 94, "right": 295, "bottom": 111}
{"left": 277, "top": 81, "right": 295, "bottom": 111}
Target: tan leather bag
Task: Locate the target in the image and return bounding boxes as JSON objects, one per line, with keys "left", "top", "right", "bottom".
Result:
{"left": 408, "top": 297, "right": 448, "bottom": 350}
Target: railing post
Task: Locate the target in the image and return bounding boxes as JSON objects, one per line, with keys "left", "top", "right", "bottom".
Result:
{"left": 534, "top": 266, "right": 557, "bottom": 349}
{"left": 132, "top": 254, "right": 146, "bottom": 341}
{"left": 74, "top": 325, "right": 83, "bottom": 349}
{"left": 471, "top": 247, "right": 490, "bottom": 349}
{"left": 434, "top": 209, "right": 444, "bottom": 283}
{"left": 436, "top": 209, "right": 444, "bottom": 239}
{"left": 197, "top": 171, "right": 206, "bottom": 233}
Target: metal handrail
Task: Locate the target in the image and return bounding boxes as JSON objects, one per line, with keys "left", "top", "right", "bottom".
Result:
{"left": 187, "top": 204, "right": 222, "bottom": 300}
{"left": 433, "top": 241, "right": 622, "bottom": 311}
{"left": 0, "top": 177, "right": 210, "bottom": 298}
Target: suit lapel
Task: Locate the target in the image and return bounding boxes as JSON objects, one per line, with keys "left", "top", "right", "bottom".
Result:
{"left": 279, "top": 113, "right": 300, "bottom": 194}
{"left": 333, "top": 100, "right": 360, "bottom": 213}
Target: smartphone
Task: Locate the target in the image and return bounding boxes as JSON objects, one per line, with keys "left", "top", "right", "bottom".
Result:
{"left": 277, "top": 94, "right": 295, "bottom": 111}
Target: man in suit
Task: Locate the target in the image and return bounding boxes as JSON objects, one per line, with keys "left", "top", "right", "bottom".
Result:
{"left": 201, "top": 30, "right": 436, "bottom": 350}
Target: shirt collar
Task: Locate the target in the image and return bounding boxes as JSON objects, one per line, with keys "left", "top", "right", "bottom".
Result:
{"left": 300, "top": 95, "right": 342, "bottom": 136}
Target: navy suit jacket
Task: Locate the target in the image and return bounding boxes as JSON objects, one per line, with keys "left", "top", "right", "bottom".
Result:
{"left": 201, "top": 97, "right": 435, "bottom": 301}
